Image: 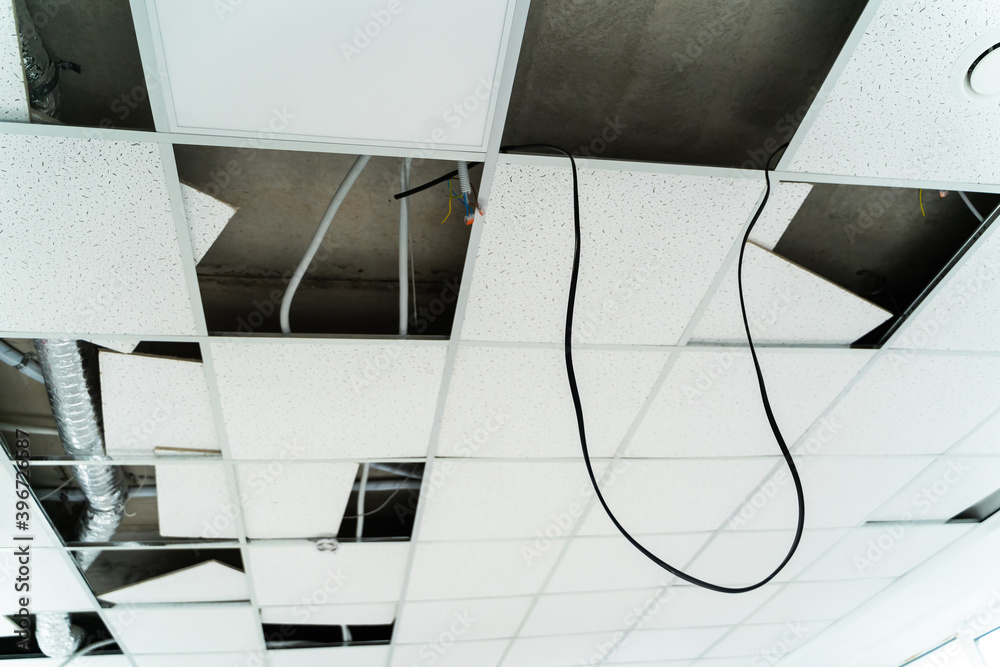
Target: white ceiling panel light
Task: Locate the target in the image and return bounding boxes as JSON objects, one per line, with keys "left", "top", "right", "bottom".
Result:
{"left": 247, "top": 540, "right": 409, "bottom": 606}
{"left": 105, "top": 604, "right": 261, "bottom": 654}
{"left": 461, "top": 161, "right": 765, "bottom": 345}
{"left": 138, "top": 0, "right": 518, "bottom": 151}
{"left": 99, "top": 351, "right": 220, "bottom": 457}
{"left": 0, "top": 135, "right": 199, "bottom": 335}
{"left": 235, "top": 462, "right": 358, "bottom": 539}
{"left": 812, "top": 353, "right": 1000, "bottom": 456}
{"left": 690, "top": 244, "right": 890, "bottom": 345}
{"left": 784, "top": 2, "right": 1000, "bottom": 183}
{"left": 438, "top": 346, "right": 670, "bottom": 458}
{"left": 209, "top": 340, "right": 447, "bottom": 459}
{"left": 626, "top": 350, "right": 872, "bottom": 458}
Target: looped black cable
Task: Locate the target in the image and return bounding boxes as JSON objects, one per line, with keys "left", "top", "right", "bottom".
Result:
{"left": 501, "top": 142, "right": 804, "bottom": 594}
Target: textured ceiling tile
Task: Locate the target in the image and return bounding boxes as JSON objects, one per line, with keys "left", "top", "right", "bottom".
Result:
{"left": 396, "top": 597, "right": 532, "bottom": 643}
{"left": 462, "top": 162, "right": 765, "bottom": 345}
{"left": 576, "top": 458, "right": 778, "bottom": 535}
{"left": 106, "top": 604, "right": 260, "bottom": 654}
{"left": 260, "top": 602, "right": 396, "bottom": 626}
{"left": 247, "top": 541, "right": 409, "bottom": 605}
{"left": 156, "top": 463, "right": 238, "bottom": 539}
{"left": 210, "top": 339, "right": 446, "bottom": 459}
{"left": 501, "top": 631, "right": 626, "bottom": 667}
{"left": 235, "top": 462, "right": 357, "bottom": 539}
{"left": 889, "top": 225, "right": 1000, "bottom": 352}
{"left": 867, "top": 456, "right": 1000, "bottom": 522}
{"left": 0, "top": 548, "right": 95, "bottom": 614}
{"left": 745, "top": 579, "right": 892, "bottom": 624}
{"left": 521, "top": 588, "right": 668, "bottom": 637}
{"left": 392, "top": 640, "right": 508, "bottom": 667}
{"left": 951, "top": 409, "right": 1000, "bottom": 455}
{"left": 627, "top": 350, "right": 872, "bottom": 458}
{"left": 0, "top": 135, "right": 199, "bottom": 335}
{"left": 100, "top": 351, "right": 219, "bottom": 457}
{"left": 605, "top": 627, "right": 730, "bottom": 663}
{"left": 748, "top": 182, "right": 812, "bottom": 250}
{"left": 0, "top": 1, "right": 27, "bottom": 122}
{"left": 546, "top": 533, "right": 707, "bottom": 594}
{"left": 268, "top": 645, "right": 389, "bottom": 667}
{"left": 99, "top": 560, "right": 249, "bottom": 604}
{"left": 727, "top": 457, "right": 931, "bottom": 531}
{"left": 801, "top": 524, "right": 974, "bottom": 581}
{"left": 786, "top": 2, "right": 1000, "bottom": 183}
{"left": 689, "top": 244, "right": 890, "bottom": 344}
{"left": 180, "top": 183, "right": 237, "bottom": 264}
{"left": 679, "top": 529, "right": 846, "bottom": 590}
{"left": 415, "top": 461, "right": 605, "bottom": 541}
{"left": 814, "top": 353, "right": 1000, "bottom": 456}
{"left": 406, "top": 540, "right": 562, "bottom": 601}
{"left": 703, "top": 621, "right": 831, "bottom": 659}
{"left": 88, "top": 339, "right": 140, "bottom": 354}
{"left": 639, "top": 584, "right": 780, "bottom": 631}
{"left": 134, "top": 654, "right": 259, "bottom": 667}
{"left": 438, "top": 346, "right": 669, "bottom": 458}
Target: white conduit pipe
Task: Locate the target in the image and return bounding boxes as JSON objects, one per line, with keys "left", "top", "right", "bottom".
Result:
{"left": 280, "top": 155, "right": 372, "bottom": 335}
{"left": 0, "top": 341, "right": 43, "bottom": 382}
{"left": 958, "top": 191, "right": 986, "bottom": 223}
{"left": 356, "top": 462, "right": 370, "bottom": 540}
{"left": 399, "top": 158, "right": 412, "bottom": 336}
{"left": 456, "top": 161, "right": 472, "bottom": 195}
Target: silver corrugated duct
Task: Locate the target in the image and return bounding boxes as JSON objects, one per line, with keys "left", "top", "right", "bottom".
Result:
{"left": 35, "top": 612, "right": 81, "bottom": 658}
{"left": 12, "top": 0, "right": 61, "bottom": 118}
{"left": 34, "top": 340, "right": 128, "bottom": 571}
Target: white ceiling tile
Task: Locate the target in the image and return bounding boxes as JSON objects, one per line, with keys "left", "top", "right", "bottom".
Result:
{"left": 727, "top": 457, "right": 931, "bottom": 531}
{"left": 547, "top": 533, "right": 708, "bottom": 593}
{"left": 406, "top": 540, "right": 561, "bottom": 600}
{"left": 627, "top": 350, "right": 872, "bottom": 458}
{"left": 746, "top": 579, "right": 893, "bottom": 624}
{"left": 690, "top": 244, "right": 889, "bottom": 345}
{"left": 748, "top": 182, "right": 812, "bottom": 250}
{"left": 147, "top": 1, "right": 512, "bottom": 149}
{"left": 640, "top": 584, "right": 779, "bottom": 630}
{"left": 210, "top": 340, "right": 446, "bottom": 459}
{"left": 87, "top": 339, "right": 140, "bottom": 354}
{"left": 802, "top": 524, "right": 974, "bottom": 581}
{"left": 180, "top": 184, "right": 237, "bottom": 264}
{"left": 576, "top": 458, "right": 777, "bottom": 535}
{"left": 135, "top": 653, "right": 259, "bottom": 667}
{"left": 99, "top": 560, "right": 249, "bottom": 604}
{"left": 0, "top": 0, "right": 27, "bottom": 122}
{"left": 890, "top": 225, "right": 1000, "bottom": 352}
{"left": 156, "top": 463, "right": 238, "bottom": 539}
{"left": 260, "top": 602, "right": 396, "bottom": 626}
{"left": 0, "top": 548, "right": 95, "bottom": 614}
{"left": 416, "top": 461, "right": 605, "bottom": 541}
{"left": 522, "top": 588, "right": 667, "bottom": 637}
{"left": 0, "top": 467, "right": 56, "bottom": 547}
{"left": 100, "top": 352, "right": 219, "bottom": 457}
{"left": 606, "top": 627, "right": 730, "bottom": 663}
{"left": 703, "top": 621, "right": 830, "bottom": 659}
{"left": 786, "top": 2, "right": 1000, "bottom": 183}
{"left": 236, "top": 462, "right": 357, "bottom": 539}
{"left": 0, "top": 616, "right": 19, "bottom": 637}
{"left": 247, "top": 540, "right": 408, "bottom": 605}
{"left": 679, "top": 529, "right": 846, "bottom": 590}
{"left": 502, "top": 631, "right": 624, "bottom": 667}
{"left": 462, "top": 163, "right": 765, "bottom": 345}
{"left": 106, "top": 604, "right": 260, "bottom": 654}
{"left": 396, "top": 597, "right": 531, "bottom": 643}
{"left": 0, "top": 135, "right": 198, "bottom": 335}
{"left": 439, "top": 346, "right": 669, "bottom": 458}
{"left": 392, "top": 640, "right": 508, "bottom": 667}
{"left": 867, "top": 457, "right": 1000, "bottom": 522}
{"left": 811, "top": 354, "right": 1000, "bottom": 456}
{"left": 268, "top": 645, "right": 389, "bottom": 667}
{"left": 951, "top": 410, "right": 1000, "bottom": 455}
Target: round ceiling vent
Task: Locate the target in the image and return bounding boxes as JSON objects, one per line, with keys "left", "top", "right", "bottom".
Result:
{"left": 952, "top": 30, "right": 1000, "bottom": 101}
{"left": 969, "top": 46, "right": 1000, "bottom": 96}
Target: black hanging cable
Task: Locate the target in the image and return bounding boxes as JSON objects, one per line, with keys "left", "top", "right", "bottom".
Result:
{"left": 393, "top": 162, "right": 482, "bottom": 200}
{"left": 501, "top": 142, "right": 803, "bottom": 594}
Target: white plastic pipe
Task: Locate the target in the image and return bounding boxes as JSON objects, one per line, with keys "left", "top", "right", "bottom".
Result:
{"left": 399, "top": 158, "right": 411, "bottom": 336}
{"left": 356, "top": 462, "right": 369, "bottom": 540}
{"left": 280, "top": 155, "right": 371, "bottom": 335}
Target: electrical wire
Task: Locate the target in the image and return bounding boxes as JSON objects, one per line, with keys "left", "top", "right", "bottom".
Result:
{"left": 958, "top": 191, "right": 986, "bottom": 223}
{"left": 499, "top": 142, "right": 805, "bottom": 594}
{"left": 58, "top": 639, "right": 118, "bottom": 666}
{"left": 342, "top": 488, "right": 403, "bottom": 520}
{"left": 393, "top": 162, "right": 482, "bottom": 200}
{"left": 919, "top": 189, "right": 926, "bottom": 217}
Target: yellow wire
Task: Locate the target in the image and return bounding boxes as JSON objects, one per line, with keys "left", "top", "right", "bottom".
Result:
{"left": 439, "top": 192, "right": 453, "bottom": 224}
{"left": 919, "top": 189, "right": 925, "bottom": 217}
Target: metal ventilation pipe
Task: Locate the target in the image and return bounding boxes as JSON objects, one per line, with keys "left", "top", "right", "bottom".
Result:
{"left": 12, "top": 0, "right": 61, "bottom": 118}
{"left": 33, "top": 339, "right": 128, "bottom": 657}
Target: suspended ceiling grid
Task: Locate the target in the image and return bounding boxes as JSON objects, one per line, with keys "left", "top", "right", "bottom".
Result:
{"left": 0, "top": 1, "right": 999, "bottom": 666}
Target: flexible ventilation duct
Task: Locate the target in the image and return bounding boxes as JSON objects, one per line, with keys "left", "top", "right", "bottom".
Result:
{"left": 33, "top": 340, "right": 129, "bottom": 657}
{"left": 35, "top": 613, "right": 82, "bottom": 659}
{"left": 12, "top": 0, "right": 61, "bottom": 118}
